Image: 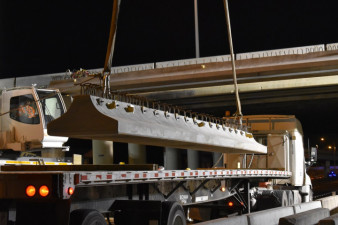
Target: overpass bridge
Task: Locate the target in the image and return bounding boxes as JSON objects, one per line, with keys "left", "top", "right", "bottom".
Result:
{"left": 48, "top": 43, "right": 338, "bottom": 131}
{"left": 1, "top": 43, "right": 338, "bottom": 132}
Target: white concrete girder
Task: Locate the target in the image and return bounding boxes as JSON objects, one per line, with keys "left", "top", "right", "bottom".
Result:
{"left": 47, "top": 95, "right": 267, "bottom": 154}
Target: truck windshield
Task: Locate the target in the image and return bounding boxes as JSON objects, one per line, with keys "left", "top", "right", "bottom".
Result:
{"left": 36, "top": 90, "right": 65, "bottom": 127}
{"left": 10, "top": 94, "right": 40, "bottom": 124}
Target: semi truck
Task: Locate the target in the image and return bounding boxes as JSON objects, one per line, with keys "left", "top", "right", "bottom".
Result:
{"left": 0, "top": 87, "right": 314, "bottom": 225}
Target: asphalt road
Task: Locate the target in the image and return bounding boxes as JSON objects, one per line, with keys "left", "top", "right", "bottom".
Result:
{"left": 312, "top": 177, "right": 338, "bottom": 199}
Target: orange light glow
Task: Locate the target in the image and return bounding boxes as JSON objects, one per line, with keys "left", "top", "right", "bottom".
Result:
{"left": 39, "top": 185, "right": 49, "bottom": 197}
{"left": 26, "top": 185, "right": 36, "bottom": 197}
{"left": 68, "top": 187, "right": 74, "bottom": 195}
{"left": 220, "top": 187, "right": 226, "bottom": 192}
{"left": 228, "top": 201, "right": 234, "bottom": 207}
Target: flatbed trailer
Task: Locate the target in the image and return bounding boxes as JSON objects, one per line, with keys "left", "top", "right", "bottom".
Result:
{"left": 0, "top": 165, "right": 291, "bottom": 225}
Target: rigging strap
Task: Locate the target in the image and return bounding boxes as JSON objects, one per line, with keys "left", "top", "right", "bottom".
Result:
{"left": 223, "top": 0, "right": 243, "bottom": 124}
{"left": 103, "top": 0, "right": 121, "bottom": 98}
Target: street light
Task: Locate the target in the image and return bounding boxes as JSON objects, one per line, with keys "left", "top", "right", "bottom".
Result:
{"left": 321, "top": 137, "right": 336, "bottom": 169}
{"left": 194, "top": 0, "right": 200, "bottom": 58}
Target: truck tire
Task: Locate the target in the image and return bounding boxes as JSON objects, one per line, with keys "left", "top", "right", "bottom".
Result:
{"left": 309, "top": 189, "right": 313, "bottom": 201}
{"left": 286, "top": 190, "right": 294, "bottom": 206}
{"left": 273, "top": 190, "right": 288, "bottom": 207}
{"left": 292, "top": 190, "right": 302, "bottom": 204}
{"left": 69, "top": 209, "right": 107, "bottom": 225}
{"left": 256, "top": 190, "right": 288, "bottom": 210}
{"left": 161, "top": 201, "right": 186, "bottom": 225}
{"left": 256, "top": 190, "right": 275, "bottom": 210}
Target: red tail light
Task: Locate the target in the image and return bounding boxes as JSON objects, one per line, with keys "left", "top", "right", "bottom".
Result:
{"left": 39, "top": 185, "right": 49, "bottom": 197}
{"left": 26, "top": 185, "right": 36, "bottom": 197}
{"left": 68, "top": 187, "right": 74, "bottom": 195}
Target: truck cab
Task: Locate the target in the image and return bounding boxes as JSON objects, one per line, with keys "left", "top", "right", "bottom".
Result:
{"left": 226, "top": 115, "right": 313, "bottom": 203}
{"left": 0, "top": 86, "right": 68, "bottom": 152}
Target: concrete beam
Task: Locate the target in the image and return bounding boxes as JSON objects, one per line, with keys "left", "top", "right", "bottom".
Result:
{"left": 140, "top": 75, "right": 338, "bottom": 102}
{"left": 279, "top": 208, "right": 329, "bottom": 225}
{"left": 247, "top": 206, "right": 294, "bottom": 225}
{"left": 48, "top": 95, "right": 267, "bottom": 154}
{"left": 319, "top": 213, "right": 338, "bottom": 225}
{"left": 49, "top": 50, "right": 338, "bottom": 95}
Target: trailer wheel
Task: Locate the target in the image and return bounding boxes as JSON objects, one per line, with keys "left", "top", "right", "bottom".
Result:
{"left": 70, "top": 209, "right": 107, "bottom": 225}
{"left": 161, "top": 201, "right": 186, "bottom": 225}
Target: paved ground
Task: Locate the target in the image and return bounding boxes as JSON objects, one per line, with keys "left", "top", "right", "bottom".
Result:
{"left": 312, "top": 177, "right": 338, "bottom": 199}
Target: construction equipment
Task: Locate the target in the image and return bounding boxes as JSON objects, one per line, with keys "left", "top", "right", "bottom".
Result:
{"left": 0, "top": 86, "right": 69, "bottom": 164}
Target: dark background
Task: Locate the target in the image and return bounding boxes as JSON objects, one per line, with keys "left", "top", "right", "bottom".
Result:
{"left": 1, "top": 0, "right": 338, "bottom": 162}
{"left": 1, "top": 0, "right": 337, "bottom": 78}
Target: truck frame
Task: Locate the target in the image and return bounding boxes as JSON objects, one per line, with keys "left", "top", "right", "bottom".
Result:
{"left": 0, "top": 94, "right": 313, "bottom": 225}
{"left": 0, "top": 164, "right": 291, "bottom": 225}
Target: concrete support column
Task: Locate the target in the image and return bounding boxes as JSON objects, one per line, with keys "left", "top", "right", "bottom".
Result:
{"left": 213, "top": 152, "right": 223, "bottom": 168}
{"left": 223, "top": 153, "right": 228, "bottom": 168}
{"left": 325, "top": 160, "right": 331, "bottom": 177}
{"left": 41, "top": 149, "right": 65, "bottom": 159}
{"left": 187, "top": 150, "right": 199, "bottom": 169}
{"left": 164, "top": 147, "right": 179, "bottom": 170}
{"left": 92, "top": 140, "right": 114, "bottom": 165}
{"left": 128, "top": 143, "right": 147, "bottom": 164}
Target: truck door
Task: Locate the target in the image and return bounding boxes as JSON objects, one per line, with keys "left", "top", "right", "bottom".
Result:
{"left": 35, "top": 89, "right": 68, "bottom": 149}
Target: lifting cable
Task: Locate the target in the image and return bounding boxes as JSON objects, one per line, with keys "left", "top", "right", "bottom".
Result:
{"left": 103, "top": 0, "right": 121, "bottom": 98}
{"left": 223, "top": 0, "right": 243, "bottom": 125}
{"left": 210, "top": 0, "right": 245, "bottom": 169}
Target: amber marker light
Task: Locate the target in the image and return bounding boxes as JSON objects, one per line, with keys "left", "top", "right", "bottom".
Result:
{"left": 26, "top": 185, "right": 36, "bottom": 197}
{"left": 68, "top": 187, "right": 74, "bottom": 195}
{"left": 220, "top": 180, "right": 226, "bottom": 192}
{"left": 228, "top": 201, "right": 234, "bottom": 207}
{"left": 39, "top": 185, "right": 49, "bottom": 197}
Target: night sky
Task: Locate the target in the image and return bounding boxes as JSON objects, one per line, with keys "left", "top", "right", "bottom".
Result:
{"left": 1, "top": 0, "right": 338, "bottom": 162}
{"left": 1, "top": 0, "right": 337, "bottom": 78}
